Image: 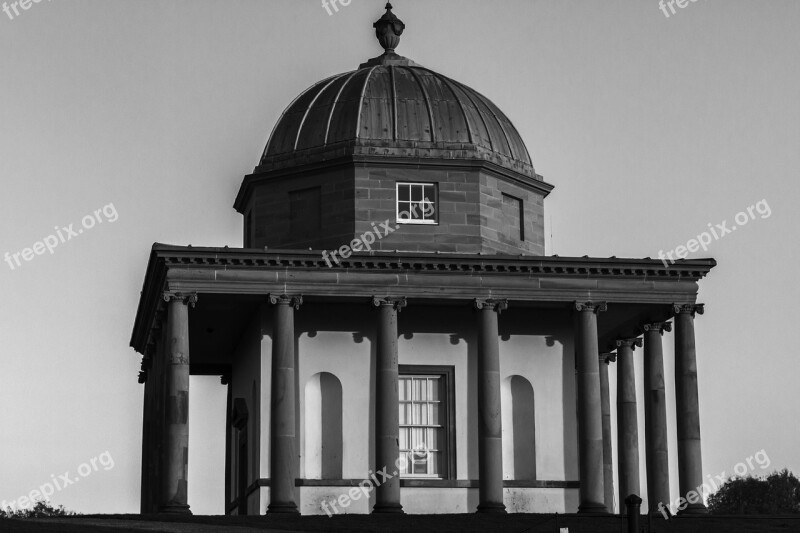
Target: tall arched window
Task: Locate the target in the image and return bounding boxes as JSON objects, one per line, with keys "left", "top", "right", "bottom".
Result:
{"left": 502, "top": 375, "right": 536, "bottom": 480}
{"left": 304, "top": 372, "right": 343, "bottom": 479}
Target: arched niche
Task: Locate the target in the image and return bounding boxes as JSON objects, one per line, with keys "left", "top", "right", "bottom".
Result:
{"left": 304, "top": 372, "right": 343, "bottom": 479}
{"left": 502, "top": 375, "right": 536, "bottom": 480}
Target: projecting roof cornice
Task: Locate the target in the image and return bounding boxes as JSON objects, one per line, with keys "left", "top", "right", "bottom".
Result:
{"left": 146, "top": 244, "right": 714, "bottom": 278}
{"left": 130, "top": 244, "right": 715, "bottom": 355}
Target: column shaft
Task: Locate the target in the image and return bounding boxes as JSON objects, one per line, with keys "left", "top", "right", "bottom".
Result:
{"left": 574, "top": 302, "right": 607, "bottom": 513}
{"left": 159, "top": 293, "right": 195, "bottom": 514}
{"left": 372, "top": 297, "right": 405, "bottom": 513}
{"left": 223, "top": 374, "right": 232, "bottom": 513}
{"left": 475, "top": 299, "right": 507, "bottom": 513}
{"left": 268, "top": 295, "right": 301, "bottom": 514}
{"left": 599, "top": 354, "right": 615, "bottom": 513}
{"left": 643, "top": 322, "right": 671, "bottom": 514}
{"left": 150, "top": 327, "right": 168, "bottom": 512}
{"left": 616, "top": 338, "right": 642, "bottom": 508}
{"left": 140, "top": 348, "right": 162, "bottom": 514}
{"left": 674, "top": 305, "right": 707, "bottom": 514}
{"left": 140, "top": 359, "right": 153, "bottom": 513}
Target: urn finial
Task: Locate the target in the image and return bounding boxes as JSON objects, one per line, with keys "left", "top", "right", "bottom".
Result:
{"left": 374, "top": 2, "right": 405, "bottom": 54}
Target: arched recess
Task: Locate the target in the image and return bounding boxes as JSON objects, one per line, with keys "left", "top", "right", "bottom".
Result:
{"left": 304, "top": 372, "right": 343, "bottom": 479}
{"left": 502, "top": 375, "right": 536, "bottom": 480}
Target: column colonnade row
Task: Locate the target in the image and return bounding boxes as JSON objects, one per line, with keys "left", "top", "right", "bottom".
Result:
{"left": 587, "top": 303, "right": 707, "bottom": 515}
{"left": 144, "top": 295, "right": 706, "bottom": 516}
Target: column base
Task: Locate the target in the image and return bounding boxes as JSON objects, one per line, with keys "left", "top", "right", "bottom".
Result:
{"left": 678, "top": 503, "right": 708, "bottom": 515}
{"left": 577, "top": 502, "right": 609, "bottom": 514}
{"left": 476, "top": 502, "right": 507, "bottom": 514}
{"left": 267, "top": 502, "right": 299, "bottom": 514}
{"left": 158, "top": 503, "right": 192, "bottom": 515}
{"left": 372, "top": 503, "right": 404, "bottom": 514}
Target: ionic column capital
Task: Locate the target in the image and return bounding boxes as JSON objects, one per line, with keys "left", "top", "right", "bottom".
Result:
{"left": 673, "top": 303, "right": 705, "bottom": 317}
{"left": 162, "top": 292, "right": 198, "bottom": 307}
{"left": 372, "top": 296, "right": 407, "bottom": 311}
{"left": 574, "top": 301, "right": 607, "bottom": 314}
{"left": 474, "top": 298, "right": 509, "bottom": 314}
{"left": 601, "top": 353, "right": 616, "bottom": 365}
{"left": 616, "top": 337, "right": 643, "bottom": 350}
{"left": 641, "top": 321, "right": 672, "bottom": 335}
{"left": 269, "top": 294, "right": 303, "bottom": 310}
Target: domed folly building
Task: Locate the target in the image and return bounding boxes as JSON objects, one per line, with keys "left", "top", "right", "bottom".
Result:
{"left": 131, "top": 4, "right": 714, "bottom": 517}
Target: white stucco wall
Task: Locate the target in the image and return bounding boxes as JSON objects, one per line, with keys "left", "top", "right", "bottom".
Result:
{"left": 295, "top": 304, "right": 373, "bottom": 481}
{"left": 300, "top": 486, "right": 372, "bottom": 515}
{"left": 400, "top": 488, "right": 476, "bottom": 514}
{"left": 244, "top": 302, "right": 579, "bottom": 514}
{"left": 498, "top": 311, "right": 578, "bottom": 482}
{"left": 504, "top": 488, "right": 579, "bottom": 513}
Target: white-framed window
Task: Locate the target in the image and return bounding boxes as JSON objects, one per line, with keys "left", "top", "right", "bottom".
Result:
{"left": 398, "top": 374, "right": 444, "bottom": 477}
{"left": 396, "top": 183, "right": 437, "bottom": 225}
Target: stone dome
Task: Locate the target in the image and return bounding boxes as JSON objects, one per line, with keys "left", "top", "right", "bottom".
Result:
{"left": 258, "top": 5, "right": 535, "bottom": 178}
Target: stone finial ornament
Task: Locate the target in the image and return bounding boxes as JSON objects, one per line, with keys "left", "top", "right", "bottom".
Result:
{"left": 374, "top": 2, "right": 405, "bottom": 53}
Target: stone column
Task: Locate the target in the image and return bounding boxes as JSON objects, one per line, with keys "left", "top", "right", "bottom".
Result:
{"left": 151, "top": 329, "right": 166, "bottom": 514}
{"left": 599, "top": 353, "right": 616, "bottom": 513}
{"left": 159, "top": 292, "right": 196, "bottom": 514}
{"left": 642, "top": 321, "right": 671, "bottom": 514}
{"left": 140, "top": 344, "right": 158, "bottom": 514}
{"left": 372, "top": 296, "right": 407, "bottom": 514}
{"left": 267, "top": 294, "right": 302, "bottom": 514}
{"left": 616, "top": 337, "right": 642, "bottom": 509}
{"left": 474, "top": 298, "right": 508, "bottom": 513}
{"left": 222, "top": 373, "right": 232, "bottom": 514}
{"left": 673, "top": 304, "right": 707, "bottom": 514}
{"left": 139, "top": 352, "right": 153, "bottom": 514}
{"left": 574, "top": 302, "right": 608, "bottom": 514}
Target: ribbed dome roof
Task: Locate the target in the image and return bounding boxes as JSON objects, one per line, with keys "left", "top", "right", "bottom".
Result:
{"left": 258, "top": 4, "right": 535, "bottom": 178}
